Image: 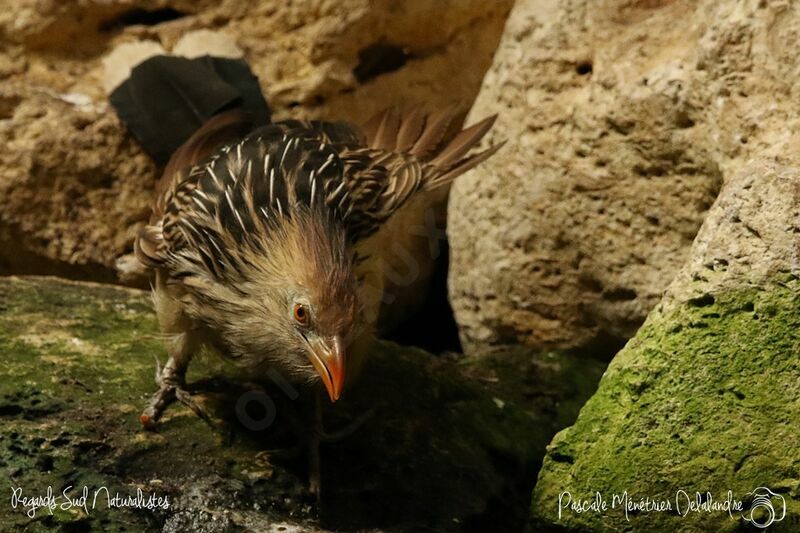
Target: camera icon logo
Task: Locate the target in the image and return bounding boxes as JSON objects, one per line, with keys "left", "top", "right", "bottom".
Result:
{"left": 742, "top": 487, "right": 786, "bottom": 529}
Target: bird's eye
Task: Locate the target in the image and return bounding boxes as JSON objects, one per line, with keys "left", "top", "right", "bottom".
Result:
{"left": 293, "top": 303, "right": 308, "bottom": 325}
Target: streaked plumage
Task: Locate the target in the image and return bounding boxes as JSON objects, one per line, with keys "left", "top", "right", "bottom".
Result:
{"left": 137, "top": 108, "right": 501, "bottom": 273}
{"left": 135, "top": 107, "right": 501, "bottom": 387}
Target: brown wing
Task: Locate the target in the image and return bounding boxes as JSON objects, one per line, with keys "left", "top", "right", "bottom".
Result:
{"left": 135, "top": 110, "right": 255, "bottom": 268}
{"left": 135, "top": 114, "right": 367, "bottom": 269}
{"left": 136, "top": 106, "right": 502, "bottom": 267}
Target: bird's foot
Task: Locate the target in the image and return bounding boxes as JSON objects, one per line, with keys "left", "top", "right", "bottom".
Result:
{"left": 140, "top": 355, "right": 213, "bottom": 430}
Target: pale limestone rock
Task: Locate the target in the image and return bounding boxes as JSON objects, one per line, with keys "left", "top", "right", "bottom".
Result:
{"left": 448, "top": 0, "right": 800, "bottom": 356}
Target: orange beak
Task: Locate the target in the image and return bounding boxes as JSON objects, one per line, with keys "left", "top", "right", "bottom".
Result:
{"left": 307, "top": 335, "right": 345, "bottom": 402}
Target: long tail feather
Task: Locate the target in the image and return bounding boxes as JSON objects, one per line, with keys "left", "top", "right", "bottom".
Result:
{"left": 394, "top": 107, "right": 426, "bottom": 152}
{"left": 361, "top": 106, "right": 503, "bottom": 194}
{"left": 424, "top": 140, "right": 505, "bottom": 190}
{"left": 429, "top": 114, "right": 498, "bottom": 169}
{"left": 410, "top": 105, "right": 461, "bottom": 159}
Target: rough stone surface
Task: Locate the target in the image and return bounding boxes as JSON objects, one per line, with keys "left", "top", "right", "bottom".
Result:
{"left": 448, "top": 0, "right": 800, "bottom": 356}
{"left": 529, "top": 158, "right": 800, "bottom": 532}
{"left": 0, "top": 0, "right": 511, "bottom": 283}
{"left": 0, "top": 276, "right": 605, "bottom": 532}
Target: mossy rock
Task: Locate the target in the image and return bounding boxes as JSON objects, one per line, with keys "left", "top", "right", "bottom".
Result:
{"left": 0, "top": 276, "right": 604, "bottom": 532}
{"left": 530, "top": 281, "right": 800, "bottom": 532}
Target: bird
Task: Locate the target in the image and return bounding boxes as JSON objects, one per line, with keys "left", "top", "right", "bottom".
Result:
{"left": 107, "top": 48, "right": 502, "bottom": 496}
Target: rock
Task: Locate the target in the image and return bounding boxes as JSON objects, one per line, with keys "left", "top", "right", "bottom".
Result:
{"left": 529, "top": 157, "right": 800, "bottom": 531}
{"left": 448, "top": 0, "right": 800, "bottom": 356}
{"left": 0, "top": 0, "right": 511, "bottom": 283}
{"left": 0, "top": 276, "right": 605, "bottom": 531}
{"left": 102, "top": 41, "right": 170, "bottom": 93}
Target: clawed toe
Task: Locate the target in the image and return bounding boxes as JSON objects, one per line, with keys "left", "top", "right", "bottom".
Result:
{"left": 141, "top": 355, "right": 216, "bottom": 430}
{"left": 174, "top": 386, "right": 215, "bottom": 425}
{"left": 140, "top": 382, "right": 176, "bottom": 430}
{"left": 140, "top": 381, "right": 220, "bottom": 431}
{"left": 308, "top": 468, "right": 321, "bottom": 500}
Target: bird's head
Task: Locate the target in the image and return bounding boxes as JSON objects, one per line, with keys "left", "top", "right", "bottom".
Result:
{"left": 282, "top": 282, "right": 354, "bottom": 402}
{"left": 258, "top": 209, "right": 359, "bottom": 402}
{"left": 187, "top": 207, "right": 360, "bottom": 402}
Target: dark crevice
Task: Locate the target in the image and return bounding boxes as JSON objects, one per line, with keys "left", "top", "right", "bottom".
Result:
{"left": 100, "top": 8, "right": 187, "bottom": 32}
{"left": 572, "top": 329, "right": 630, "bottom": 362}
{"left": 383, "top": 242, "right": 462, "bottom": 354}
{"left": 604, "top": 287, "right": 638, "bottom": 302}
{"left": 688, "top": 293, "right": 715, "bottom": 307}
{"left": 675, "top": 110, "right": 695, "bottom": 128}
{"left": 36, "top": 455, "right": 55, "bottom": 472}
{"left": 576, "top": 61, "right": 593, "bottom": 75}
{"left": 0, "top": 95, "right": 22, "bottom": 120}
{"left": 0, "top": 404, "right": 23, "bottom": 416}
{"left": 579, "top": 275, "right": 604, "bottom": 293}
{"left": 353, "top": 42, "right": 411, "bottom": 83}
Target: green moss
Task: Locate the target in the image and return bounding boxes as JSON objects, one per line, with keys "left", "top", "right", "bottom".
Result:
{"left": 0, "top": 278, "right": 165, "bottom": 531}
{"left": 530, "top": 283, "right": 800, "bottom": 532}
{"left": 0, "top": 276, "right": 593, "bottom": 531}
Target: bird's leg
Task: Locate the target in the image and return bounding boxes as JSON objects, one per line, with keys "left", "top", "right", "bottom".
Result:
{"left": 308, "top": 391, "right": 324, "bottom": 499}
{"left": 305, "top": 391, "right": 376, "bottom": 498}
{"left": 140, "top": 333, "right": 204, "bottom": 429}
